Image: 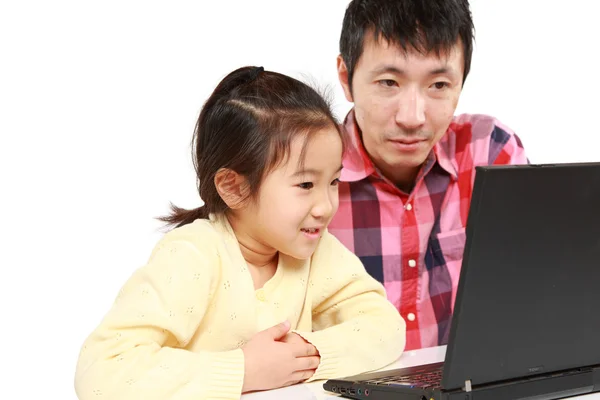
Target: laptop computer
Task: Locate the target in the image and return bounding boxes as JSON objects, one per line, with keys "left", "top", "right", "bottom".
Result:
{"left": 324, "top": 162, "right": 600, "bottom": 400}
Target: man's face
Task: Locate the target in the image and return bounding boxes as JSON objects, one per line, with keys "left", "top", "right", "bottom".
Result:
{"left": 338, "top": 33, "right": 464, "bottom": 189}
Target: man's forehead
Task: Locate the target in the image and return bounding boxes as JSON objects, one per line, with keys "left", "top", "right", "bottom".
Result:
{"left": 364, "top": 30, "right": 464, "bottom": 62}
{"left": 358, "top": 33, "right": 464, "bottom": 77}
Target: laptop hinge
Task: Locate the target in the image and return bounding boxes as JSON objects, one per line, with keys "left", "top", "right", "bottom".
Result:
{"left": 464, "top": 379, "right": 472, "bottom": 392}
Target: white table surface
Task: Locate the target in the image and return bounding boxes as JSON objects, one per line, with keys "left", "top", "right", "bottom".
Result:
{"left": 241, "top": 346, "right": 600, "bottom": 400}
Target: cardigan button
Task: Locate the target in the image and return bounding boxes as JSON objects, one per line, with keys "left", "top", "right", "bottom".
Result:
{"left": 255, "top": 289, "right": 266, "bottom": 302}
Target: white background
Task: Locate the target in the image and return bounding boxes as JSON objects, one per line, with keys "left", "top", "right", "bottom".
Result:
{"left": 1, "top": 1, "right": 598, "bottom": 398}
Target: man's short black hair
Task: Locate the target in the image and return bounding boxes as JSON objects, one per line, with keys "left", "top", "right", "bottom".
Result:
{"left": 340, "top": 0, "right": 475, "bottom": 89}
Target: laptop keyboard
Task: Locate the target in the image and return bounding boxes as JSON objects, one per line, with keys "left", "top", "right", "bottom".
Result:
{"left": 364, "top": 365, "right": 443, "bottom": 389}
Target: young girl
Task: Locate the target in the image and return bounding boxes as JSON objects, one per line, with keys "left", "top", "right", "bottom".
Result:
{"left": 75, "top": 66, "right": 405, "bottom": 399}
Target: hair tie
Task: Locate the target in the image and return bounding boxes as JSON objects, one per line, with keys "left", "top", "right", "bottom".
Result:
{"left": 249, "top": 66, "right": 264, "bottom": 81}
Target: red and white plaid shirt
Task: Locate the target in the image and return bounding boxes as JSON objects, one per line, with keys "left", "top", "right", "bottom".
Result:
{"left": 328, "top": 110, "right": 529, "bottom": 350}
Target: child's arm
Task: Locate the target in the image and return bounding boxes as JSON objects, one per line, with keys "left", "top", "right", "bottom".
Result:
{"left": 74, "top": 237, "right": 244, "bottom": 400}
{"left": 293, "top": 231, "right": 406, "bottom": 381}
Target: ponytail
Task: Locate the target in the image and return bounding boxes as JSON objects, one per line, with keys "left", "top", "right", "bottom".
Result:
{"left": 158, "top": 204, "right": 209, "bottom": 229}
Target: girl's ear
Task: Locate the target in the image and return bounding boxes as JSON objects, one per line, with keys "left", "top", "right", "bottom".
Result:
{"left": 214, "top": 168, "right": 251, "bottom": 210}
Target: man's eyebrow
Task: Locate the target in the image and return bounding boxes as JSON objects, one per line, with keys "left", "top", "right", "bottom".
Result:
{"left": 372, "top": 65, "right": 405, "bottom": 76}
{"left": 429, "top": 67, "right": 459, "bottom": 78}
{"left": 372, "top": 65, "right": 458, "bottom": 78}
{"left": 291, "top": 165, "right": 343, "bottom": 178}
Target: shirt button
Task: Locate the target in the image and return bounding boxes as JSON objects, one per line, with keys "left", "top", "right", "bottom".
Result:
{"left": 407, "top": 313, "right": 416, "bottom": 322}
{"left": 405, "top": 203, "right": 413, "bottom": 211}
{"left": 255, "top": 290, "right": 266, "bottom": 302}
{"left": 408, "top": 259, "right": 416, "bottom": 268}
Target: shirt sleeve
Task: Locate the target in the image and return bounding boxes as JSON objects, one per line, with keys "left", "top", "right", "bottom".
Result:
{"left": 491, "top": 125, "right": 529, "bottom": 166}
{"left": 74, "top": 238, "right": 245, "bottom": 400}
{"left": 292, "top": 232, "right": 406, "bottom": 381}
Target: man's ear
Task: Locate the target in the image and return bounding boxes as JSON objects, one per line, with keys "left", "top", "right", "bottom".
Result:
{"left": 337, "top": 55, "right": 354, "bottom": 103}
{"left": 214, "top": 168, "right": 250, "bottom": 210}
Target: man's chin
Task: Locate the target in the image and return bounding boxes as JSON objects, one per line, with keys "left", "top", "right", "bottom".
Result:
{"left": 390, "top": 154, "right": 429, "bottom": 169}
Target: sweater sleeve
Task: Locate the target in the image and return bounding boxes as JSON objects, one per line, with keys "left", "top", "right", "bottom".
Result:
{"left": 74, "top": 236, "right": 245, "bottom": 400}
{"left": 293, "top": 232, "right": 406, "bottom": 381}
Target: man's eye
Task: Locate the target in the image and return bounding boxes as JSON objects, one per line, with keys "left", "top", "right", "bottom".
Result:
{"left": 298, "top": 182, "right": 313, "bottom": 189}
{"left": 432, "top": 81, "right": 449, "bottom": 90}
{"left": 379, "top": 79, "right": 397, "bottom": 87}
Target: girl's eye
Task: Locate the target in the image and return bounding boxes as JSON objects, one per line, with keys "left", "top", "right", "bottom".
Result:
{"left": 331, "top": 178, "right": 340, "bottom": 186}
{"left": 298, "top": 182, "right": 313, "bottom": 190}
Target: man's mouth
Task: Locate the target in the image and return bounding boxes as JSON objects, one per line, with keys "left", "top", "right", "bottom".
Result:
{"left": 388, "top": 138, "right": 427, "bottom": 152}
{"left": 390, "top": 138, "right": 427, "bottom": 144}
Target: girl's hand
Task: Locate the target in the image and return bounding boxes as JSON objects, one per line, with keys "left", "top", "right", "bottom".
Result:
{"left": 241, "top": 321, "right": 320, "bottom": 393}
{"left": 280, "top": 331, "right": 320, "bottom": 361}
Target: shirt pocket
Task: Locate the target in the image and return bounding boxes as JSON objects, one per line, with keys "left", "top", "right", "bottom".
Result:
{"left": 434, "top": 227, "right": 466, "bottom": 262}
{"left": 432, "top": 227, "right": 466, "bottom": 311}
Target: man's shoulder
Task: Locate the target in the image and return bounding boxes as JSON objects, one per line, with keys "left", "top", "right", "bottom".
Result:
{"left": 449, "top": 113, "right": 517, "bottom": 142}
{"left": 443, "top": 113, "right": 525, "bottom": 166}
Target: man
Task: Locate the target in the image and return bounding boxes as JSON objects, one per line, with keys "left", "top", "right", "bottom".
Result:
{"left": 328, "top": 0, "right": 529, "bottom": 351}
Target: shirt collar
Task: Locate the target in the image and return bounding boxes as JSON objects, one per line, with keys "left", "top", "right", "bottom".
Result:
{"left": 339, "top": 110, "right": 376, "bottom": 182}
{"left": 340, "top": 109, "right": 458, "bottom": 183}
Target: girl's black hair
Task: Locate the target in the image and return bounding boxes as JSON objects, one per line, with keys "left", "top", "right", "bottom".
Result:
{"left": 159, "top": 66, "right": 342, "bottom": 228}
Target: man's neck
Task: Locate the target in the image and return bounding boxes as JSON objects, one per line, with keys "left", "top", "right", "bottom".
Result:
{"left": 379, "top": 164, "right": 420, "bottom": 194}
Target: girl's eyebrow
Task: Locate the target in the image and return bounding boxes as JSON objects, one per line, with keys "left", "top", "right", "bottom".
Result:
{"left": 291, "top": 168, "right": 319, "bottom": 178}
{"left": 291, "top": 165, "right": 343, "bottom": 178}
